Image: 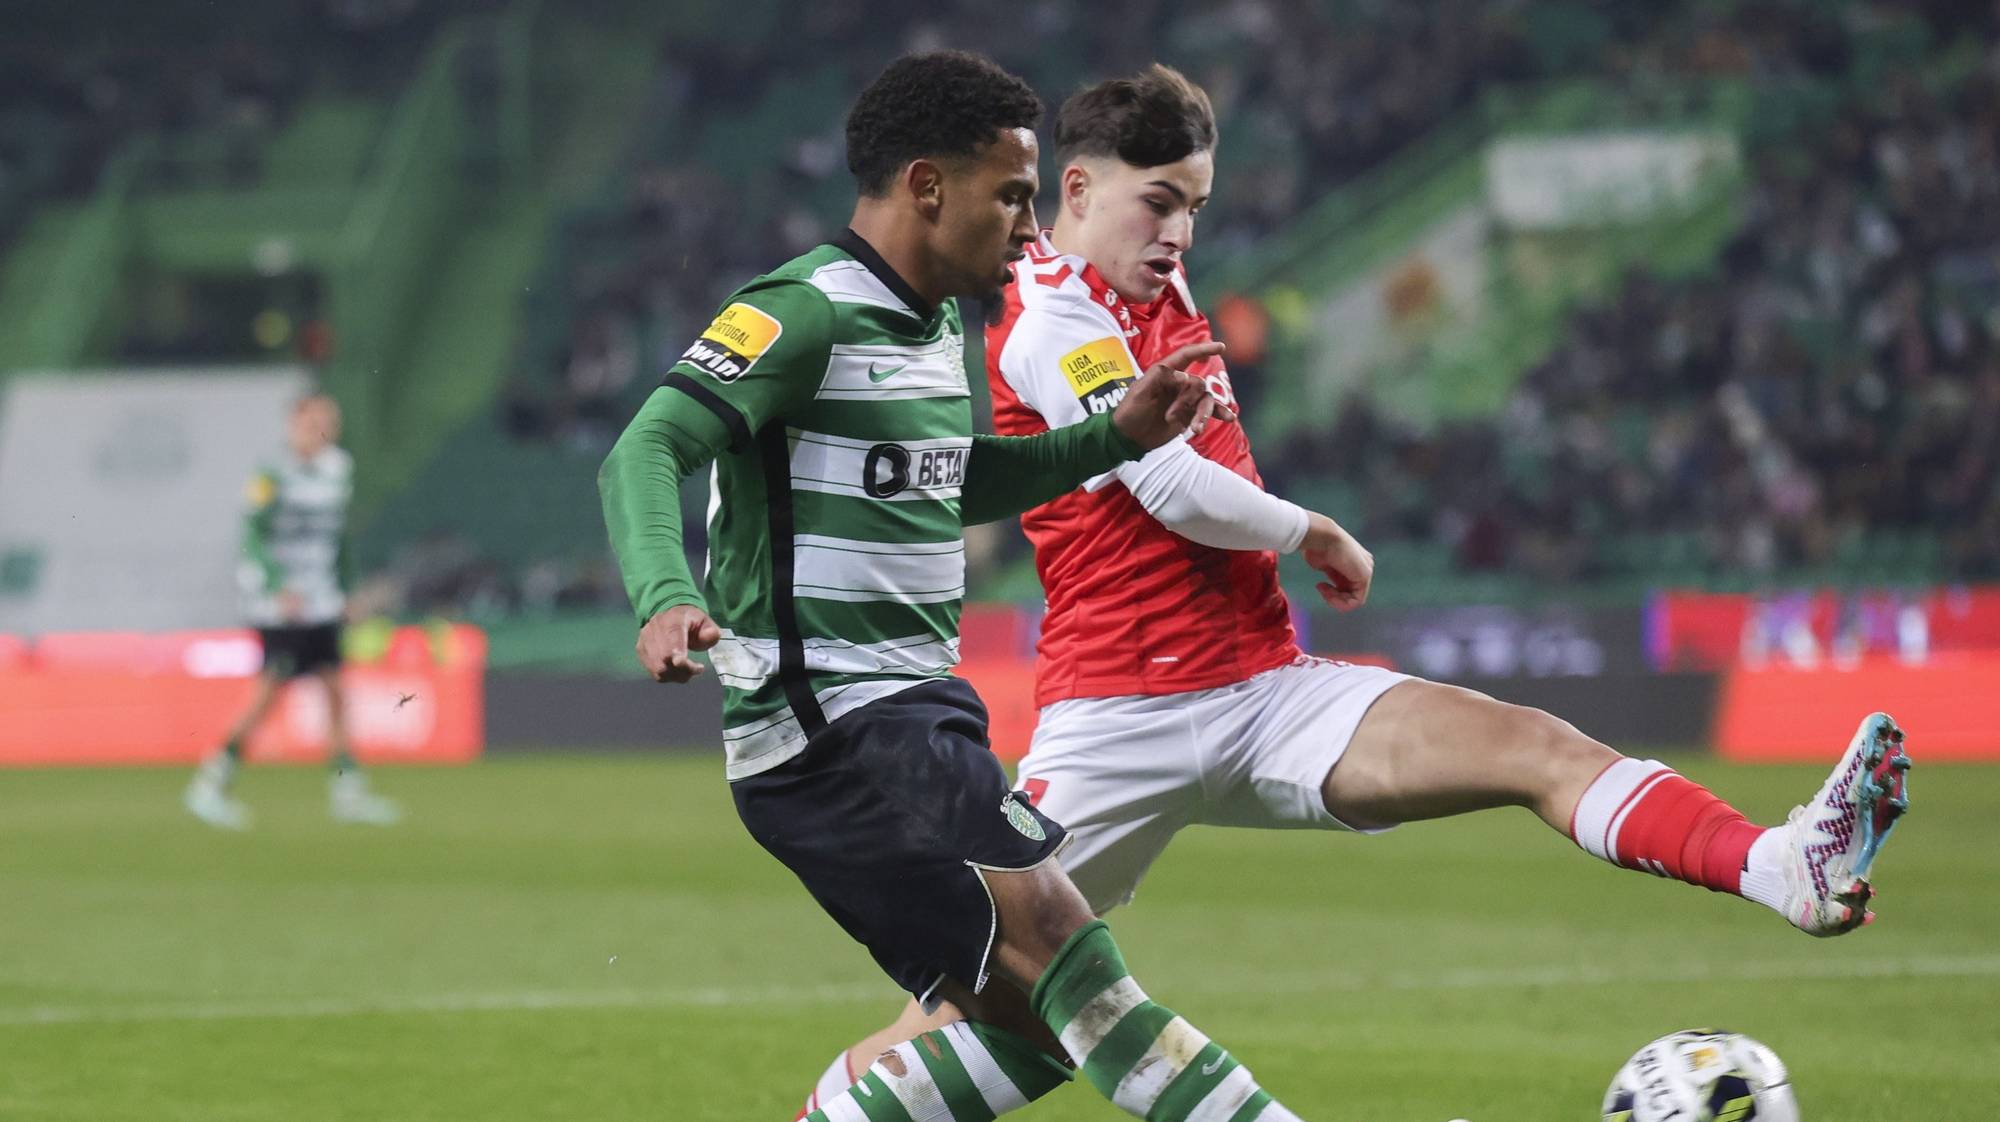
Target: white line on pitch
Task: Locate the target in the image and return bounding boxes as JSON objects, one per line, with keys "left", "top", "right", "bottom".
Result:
{"left": 5, "top": 954, "right": 1998, "bottom": 1028}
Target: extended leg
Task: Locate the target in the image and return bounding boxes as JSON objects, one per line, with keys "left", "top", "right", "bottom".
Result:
{"left": 1323, "top": 681, "right": 1911, "bottom": 935}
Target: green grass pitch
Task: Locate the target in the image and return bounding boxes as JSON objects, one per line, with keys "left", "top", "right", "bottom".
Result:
{"left": 3, "top": 754, "right": 1996, "bottom": 1120}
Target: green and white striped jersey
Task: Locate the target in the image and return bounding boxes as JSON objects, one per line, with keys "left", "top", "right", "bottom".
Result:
{"left": 665, "top": 235, "right": 977, "bottom": 778}
{"left": 238, "top": 446, "right": 351, "bottom": 628}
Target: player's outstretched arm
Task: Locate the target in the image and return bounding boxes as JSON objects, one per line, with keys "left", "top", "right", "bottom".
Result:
{"left": 598, "top": 387, "right": 733, "bottom": 681}
{"left": 1114, "top": 445, "right": 1374, "bottom": 609}
{"left": 960, "top": 341, "right": 1230, "bottom": 524}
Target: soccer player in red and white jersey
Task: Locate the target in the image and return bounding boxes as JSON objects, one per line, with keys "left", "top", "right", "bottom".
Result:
{"left": 792, "top": 64, "right": 1912, "bottom": 1116}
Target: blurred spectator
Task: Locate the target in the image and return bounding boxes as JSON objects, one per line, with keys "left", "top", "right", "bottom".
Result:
{"left": 1267, "top": 32, "right": 2000, "bottom": 584}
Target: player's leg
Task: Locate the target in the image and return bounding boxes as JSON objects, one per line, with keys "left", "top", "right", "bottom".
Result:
{"left": 793, "top": 998, "right": 962, "bottom": 1119}
{"left": 807, "top": 856, "right": 1311, "bottom": 1121}
{"left": 322, "top": 667, "right": 400, "bottom": 823}
{"left": 790, "top": 693, "right": 1198, "bottom": 1117}
{"left": 310, "top": 627, "right": 401, "bottom": 824}
{"left": 997, "top": 859, "right": 1309, "bottom": 1120}
{"left": 215, "top": 670, "right": 285, "bottom": 773}
{"left": 1315, "top": 678, "right": 1616, "bottom": 830}
{"left": 806, "top": 982, "right": 1070, "bottom": 1122}
{"left": 740, "top": 681, "right": 1071, "bottom": 1120}
{"left": 184, "top": 663, "right": 285, "bottom": 829}
{"left": 1319, "top": 674, "right": 1911, "bottom": 935}
{"left": 323, "top": 671, "right": 357, "bottom": 777}
{"left": 743, "top": 681, "right": 1305, "bottom": 1121}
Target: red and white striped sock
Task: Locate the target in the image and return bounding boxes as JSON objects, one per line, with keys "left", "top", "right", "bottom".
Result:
{"left": 1568, "top": 758, "right": 1768, "bottom": 898}
{"left": 794, "top": 1048, "right": 857, "bottom": 1121}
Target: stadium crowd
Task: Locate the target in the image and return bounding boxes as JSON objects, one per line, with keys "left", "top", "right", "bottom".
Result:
{"left": 507, "top": 0, "right": 1616, "bottom": 446}
{"left": 0, "top": 1, "right": 504, "bottom": 248}
{"left": 9, "top": 1, "right": 1993, "bottom": 613}
{"left": 472, "top": 0, "right": 2000, "bottom": 610}
{"left": 1272, "top": 43, "right": 2000, "bottom": 582}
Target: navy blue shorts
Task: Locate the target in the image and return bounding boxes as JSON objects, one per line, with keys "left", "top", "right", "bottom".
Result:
{"left": 731, "top": 677, "right": 1067, "bottom": 1005}
{"left": 257, "top": 622, "right": 343, "bottom": 679}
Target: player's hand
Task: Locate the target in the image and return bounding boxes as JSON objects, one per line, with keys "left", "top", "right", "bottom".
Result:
{"left": 637, "top": 604, "right": 722, "bottom": 683}
{"left": 1112, "top": 341, "right": 1234, "bottom": 450}
{"left": 278, "top": 589, "right": 305, "bottom": 623}
{"left": 1300, "top": 512, "right": 1372, "bottom": 611}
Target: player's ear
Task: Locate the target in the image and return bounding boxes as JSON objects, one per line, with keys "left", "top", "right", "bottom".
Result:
{"left": 905, "top": 158, "right": 946, "bottom": 220}
{"left": 1062, "top": 162, "right": 1091, "bottom": 220}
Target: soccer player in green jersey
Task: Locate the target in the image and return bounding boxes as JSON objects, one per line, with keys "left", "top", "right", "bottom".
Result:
{"left": 184, "top": 393, "right": 401, "bottom": 830}
{"left": 601, "top": 50, "right": 1319, "bottom": 1122}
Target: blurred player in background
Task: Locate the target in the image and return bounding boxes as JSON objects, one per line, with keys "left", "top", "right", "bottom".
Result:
{"left": 793, "top": 64, "right": 1915, "bottom": 1115}
{"left": 603, "top": 50, "right": 1339, "bottom": 1122}
{"left": 183, "top": 392, "right": 402, "bottom": 830}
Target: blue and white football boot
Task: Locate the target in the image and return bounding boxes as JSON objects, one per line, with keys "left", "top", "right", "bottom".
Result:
{"left": 1775, "top": 712, "right": 1911, "bottom": 936}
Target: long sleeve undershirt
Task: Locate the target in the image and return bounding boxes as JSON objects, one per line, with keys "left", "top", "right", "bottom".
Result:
{"left": 1114, "top": 439, "right": 1311, "bottom": 553}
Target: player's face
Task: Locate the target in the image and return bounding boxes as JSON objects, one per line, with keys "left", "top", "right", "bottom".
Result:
{"left": 932, "top": 126, "right": 1041, "bottom": 298}
{"left": 1062, "top": 150, "right": 1213, "bottom": 304}
{"left": 289, "top": 399, "right": 341, "bottom": 457}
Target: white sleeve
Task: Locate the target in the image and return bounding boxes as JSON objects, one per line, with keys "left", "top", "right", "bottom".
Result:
{"left": 996, "top": 295, "right": 1146, "bottom": 491}
{"left": 1116, "top": 440, "right": 1311, "bottom": 552}
{"left": 998, "top": 293, "right": 1310, "bottom": 553}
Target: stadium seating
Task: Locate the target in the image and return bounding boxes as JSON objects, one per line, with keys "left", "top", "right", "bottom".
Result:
{"left": 3, "top": 0, "right": 1993, "bottom": 631}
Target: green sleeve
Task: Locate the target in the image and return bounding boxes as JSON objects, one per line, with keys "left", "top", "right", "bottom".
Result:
{"left": 242, "top": 470, "right": 283, "bottom": 592}
{"left": 959, "top": 411, "right": 1145, "bottom": 525}
{"left": 599, "top": 389, "right": 737, "bottom": 624}
{"left": 600, "top": 276, "right": 836, "bottom": 624}
{"left": 601, "top": 281, "right": 830, "bottom": 625}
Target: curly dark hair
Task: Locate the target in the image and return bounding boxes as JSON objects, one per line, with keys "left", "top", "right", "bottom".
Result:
{"left": 1056, "top": 63, "right": 1216, "bottom": 169}
{"left": 846, "top": 51, "right": 1043, "bottom": 197}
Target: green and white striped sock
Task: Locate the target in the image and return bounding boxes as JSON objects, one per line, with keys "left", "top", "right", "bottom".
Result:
{"left": 1031, "top": 921, "right": 1302, "bottom": 1122}
{"left": 805, "top": 1020, "right": 1070, "bottom": 1122}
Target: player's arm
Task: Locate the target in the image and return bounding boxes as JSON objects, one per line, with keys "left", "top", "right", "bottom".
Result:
{"left": 236, "top": 468, "right": 300, "bottom": 620}
{"left": 239, "top": 470, "right": 282, "bottom": 591}
{"left": 1113, "top": 424, "right": 1374, "bottom": 608}
{"left": 599, "top": 282, "right": 829, "bottom": 681}
{"left": 962, "top": 338, "right": 1227, "bottom": 524}
{"left": 239, "top": 468, "right": 310, "bottom": 623}
{"left": 1119, "top": 442, "right": 1309, "bottom": 551}
{"left": 1117, "top": 436, "right": 1375, "bottom": 607}
{"left": 995, "top": 301, "right": 1371, "bottom": 607}
{"left": 960, "top": 412, "right": 1138, "bottom": 524}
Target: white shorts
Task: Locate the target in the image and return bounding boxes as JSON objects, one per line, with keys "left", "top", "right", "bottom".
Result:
{"left": 1015, "top": 657, "right": 1410, "bottom": 914}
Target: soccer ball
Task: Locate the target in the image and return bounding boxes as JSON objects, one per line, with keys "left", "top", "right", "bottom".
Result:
{"left": 1601, "top": 1030, "right": 1799, "bottom": 1121}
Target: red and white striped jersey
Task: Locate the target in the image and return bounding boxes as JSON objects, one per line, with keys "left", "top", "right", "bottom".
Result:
{"left": 987, "top": 232, "right": 1300, "bottom": 706}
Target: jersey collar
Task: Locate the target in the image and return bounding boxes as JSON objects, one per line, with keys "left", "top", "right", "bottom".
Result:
{"left": 1031, "top": 229, "right": 1191, "bottom": 325}
{"left": 833, "top": 228, "right": 938, "bottom": 321}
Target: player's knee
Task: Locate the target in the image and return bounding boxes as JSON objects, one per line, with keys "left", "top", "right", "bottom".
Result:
{"left": 1509, "top": 704, "right": 1615, "bottom": 788}
{"left": 986, "top": 863, "right": 1095, "bottom": 970}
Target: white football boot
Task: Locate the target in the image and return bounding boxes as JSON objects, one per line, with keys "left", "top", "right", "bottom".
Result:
{"left": 183, "top": 756, "right": 252, "bottom": 831}
{"left": 1775, "top": 712, "right": 1911, "bottom": 936}
{"left": 330, "top": 771, "right": 403, "bottom": 825}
